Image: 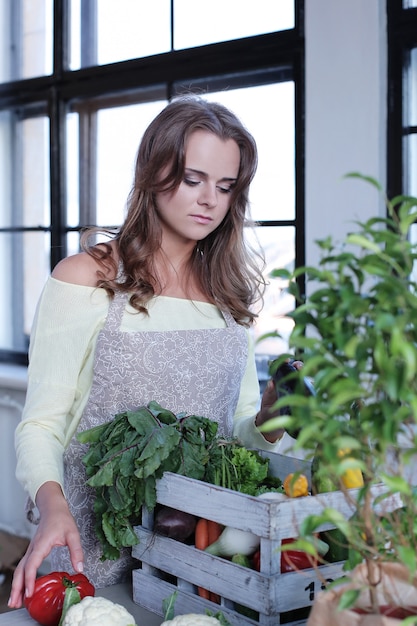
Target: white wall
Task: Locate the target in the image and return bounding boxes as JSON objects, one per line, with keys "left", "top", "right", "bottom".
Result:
{"left": 0, "top": 365, "right": 30, "bottom": 537}
{"left": 305, "top": 0, "right": 387, "bottom": 269}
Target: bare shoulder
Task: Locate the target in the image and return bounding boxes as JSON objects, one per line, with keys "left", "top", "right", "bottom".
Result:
{"left": 51, "top": 252, "right": 100, "bottom": 286}
{"left": 52, "top": 244, "right": 118, "bottom": 287}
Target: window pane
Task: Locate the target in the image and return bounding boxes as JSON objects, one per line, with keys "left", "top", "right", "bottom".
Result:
{"left": 21, "top": 116, "right": 50, "bottom": 227}
{"left": 0, "top": 231, "right": 50, "bottom": 351}
{"left": 406, "top": 48, "right": 417, "bottom": 127}
{"left": 204, "top": 83, "right": 295, "bottom": 221}
{"left": 0, "top": 0, "right": 53, "bottom": 81}
{"left": 96, "top": 100, "right": 167, "bottom": 226}
{"left": 174, "top": 0, "right": 294, "bottom": 49}
{"left": 405, "top": 133, "right": 417, "bottom": 282}
{"left": 66, "top": 112, "right": 79, "bottom": 228}
{"left": 0, "top": 232, "right": 15, "bottom": 350}
{"left": 0, "top": 109, "right": 50, "bottom": 352}
{"left": 0, "top": 110, "right": 12, "bottom": 227}
{"left": 70, "top": 0, "right": 171, "bottom": 69}
{"left": 0, "top": 0, "right": 10, "bottom": 82}
{"left": 404, "top": 0, "right": 417, "bottom": 7}
{"left": 0, "top": 111, "right": 50, "bottom": 352}
{"left": 22, "top": 0, "right": 53, "bottom": 78}
{"left": 0, "top": 112, "right": 50, "bottom": 228}
{"left": 246, "top": 225, "right": 295, "bottom": 356}
{"left": 405, "top": 133, "right": 417, "bottom": 197}
{"left": 67, "top": 231, "right": 81, "bottom": 257}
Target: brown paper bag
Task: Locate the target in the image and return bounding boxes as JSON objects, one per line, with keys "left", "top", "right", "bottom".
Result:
{"left": 307, "top": 562, "right": 417, "bottom": 626}
{"left": 0, "top": 529, "right": 29, "bottom": 571}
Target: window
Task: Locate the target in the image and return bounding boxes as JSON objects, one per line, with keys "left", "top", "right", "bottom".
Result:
{"left": 387, "top": 1, "right": 417, "bottom": 274}
{"left": 387, "top": 1, "right": 417, "bottom": 196}
{"left": 0, "top": 0, "right": 304, "bottom": 365}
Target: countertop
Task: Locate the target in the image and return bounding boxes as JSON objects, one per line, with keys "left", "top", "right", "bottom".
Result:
{"left": 1, "top": 584, "right": 309, "bottom": 625}
{"left": 0, "top": 582, "right": 163, "bottom": 625}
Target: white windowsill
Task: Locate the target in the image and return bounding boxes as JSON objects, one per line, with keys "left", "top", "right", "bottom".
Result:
{"left": 0, "top": 364, "right": 28, "bottom": 391}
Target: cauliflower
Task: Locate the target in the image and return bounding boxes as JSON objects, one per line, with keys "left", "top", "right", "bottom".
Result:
{"left": 160, "top": 615, "right": 221, "bottom": 626}
{"left": 62, "top": 595, "right": 137, "bottom": 626}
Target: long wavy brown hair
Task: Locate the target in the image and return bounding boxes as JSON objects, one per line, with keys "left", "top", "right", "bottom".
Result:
{"left": 82, "top": 95, "right": 266, "bottom": 325}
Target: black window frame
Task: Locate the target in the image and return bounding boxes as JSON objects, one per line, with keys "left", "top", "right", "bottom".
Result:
{"left": 387, "top": 0, "right": 417, "bottom": 198}
{"left": 0, "top": 0, "right": 305, "bottom": 365}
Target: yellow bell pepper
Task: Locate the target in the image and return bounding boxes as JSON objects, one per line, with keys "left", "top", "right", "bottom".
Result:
{"left": 283, "top": 473, "right": 309, "bottom": 497}
{"left": 338, "top": 449, "right": 364, "bottom": 489}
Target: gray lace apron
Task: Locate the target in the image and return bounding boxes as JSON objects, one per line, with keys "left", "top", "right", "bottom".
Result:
{"left": 51, "top": 291, "right": 248, "bottom": 588}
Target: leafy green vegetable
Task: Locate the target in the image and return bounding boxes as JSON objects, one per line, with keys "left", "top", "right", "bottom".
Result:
{"left": 204, "top": 443, "right": 270, "bottom": 495}
{"left": 254, "top": 478, "right": 283, "bottom": 496}
{"left": 78, "top": 402, "right": 218, "bottom": 560}
{"left": 162, "top": 591, "right": 233, "bottom": 626}
{"left": 77, "top": 401, "right": 276, "bottom": 560}
{"left": 205, "top": 611, "right": 233, "bottom": 626}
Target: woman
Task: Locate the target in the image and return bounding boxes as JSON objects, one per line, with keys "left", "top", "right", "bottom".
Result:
{"left": 9, "top": 96, "right": 285, "bottom": 608}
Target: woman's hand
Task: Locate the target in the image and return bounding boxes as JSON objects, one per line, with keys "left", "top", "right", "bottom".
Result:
{"left": 255, "top": 360, "right": 304, "bottom": 443}
{"left": 8, "top": 482, "right": 84, "bottom": 609}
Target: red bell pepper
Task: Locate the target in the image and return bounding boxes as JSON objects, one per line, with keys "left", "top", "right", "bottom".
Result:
{"left": 24, "top": 571, "right": 95, "bottom": 626}
{"left": 280, "top": 538, "right": 317, "bottom": 573}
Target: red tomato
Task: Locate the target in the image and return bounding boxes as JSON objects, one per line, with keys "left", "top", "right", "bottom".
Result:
{"left": 280, "top": 538, "right": 317, "bottom": 573}
{"left": 353, "top": 606, "right": 417, "bottom": 619}
{"left": 24, "top": 571, "right": 95, "bottom": 626}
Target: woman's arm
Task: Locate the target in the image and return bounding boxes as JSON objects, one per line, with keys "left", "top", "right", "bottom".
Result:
{"left": 232, "top": 331, "right": 283, "bottom": 448}
{"left": 11, "top": 272, "right": 109, "bottom": 607}
{"left": 233, "top": 332, "right": 304, "bottom": 450}
{"left": 9, "top": 482, "right": 83, "bottom": 608}
{"left": 15, "top": 275, "right": 109, "bottom": 501}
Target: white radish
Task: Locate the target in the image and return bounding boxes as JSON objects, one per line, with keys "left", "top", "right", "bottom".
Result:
{"left": 204, "top": 526, "right": 260, "bottom": 557}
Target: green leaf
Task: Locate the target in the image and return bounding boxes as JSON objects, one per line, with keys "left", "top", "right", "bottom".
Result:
{"left": 76, "top": 421, "right": 110, "bottom": 444}
{"left": 119, "top": 447, "right": 139, "bottom": 477}
{"left": 127, "top": 407, "right": 162, "bottom": 433}
{"left": 87, "top": 460, "right": 114, "bottom": 487}
{"left": 269, "top": 267, "right": 292, "bottom": 280}
{"left": 401, "top": 617, "right": 417, "bottom": 626}
{"left": 58, "top": 587, "right": 81, "bottom": 626}
{"left": 338, "top": 588, "right": 361, "bottom": 611}
{"left": 117, "top": 521, "right": 139, "bottom": 549}
{"left": 147, "top": 401, "right": 179, "bottom": 424}
{"left": 206, "top": 612, "right": 233, "bottom": 626}
{"left": 344, "top": 171, "right": 383, "bottom": 192}
{"left": 101, "top": 542, "right": 120, "bottom": 562}
{"left": 380, "top": 473, "right": 412, "bottom": 495}
{"left": 137, "top": 427, "right": 182, "bottom": 479}
{"left": 144, "top": 475, "right": 157, "bottom": 511}
{"left": 108, "top": 475, "right": 132, "bottom": 511}
{"left": 102, "top": 512, "right": 119, "bottom": 548}
{"left": 162, "top": 591, "right": 178, "bottom": 621}
{"left": 177, "top": 440, "right": 208, "bottom": 479}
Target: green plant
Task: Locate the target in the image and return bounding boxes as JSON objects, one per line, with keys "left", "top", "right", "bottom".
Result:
{"left": 261, "top": 174, "right": 417, "bottom": 613}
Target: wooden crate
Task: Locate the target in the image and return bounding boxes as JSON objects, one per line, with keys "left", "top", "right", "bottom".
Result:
{"left": 132, "top": 453, "right": 397, "bottom": 626}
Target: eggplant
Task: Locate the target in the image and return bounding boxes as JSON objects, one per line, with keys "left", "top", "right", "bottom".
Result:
{"left": 153, "top": 506, "right": 197, "bottom": 542}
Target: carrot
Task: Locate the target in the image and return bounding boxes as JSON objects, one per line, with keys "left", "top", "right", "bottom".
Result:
{"left": 195, "top": 518, "right": 211, "bottom": 599}
{"left": 198, "top": 586, "right": 211, "bottom": 600}
{"left": 195, "top": 518, "right": 223, "bottom": 603}
{"left": 195, "top": 517, "right": 209, "bottom": 550}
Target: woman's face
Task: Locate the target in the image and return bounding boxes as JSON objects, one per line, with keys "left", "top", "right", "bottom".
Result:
{"left": 155, "top": 130, "right": 240, "bottom": 248}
